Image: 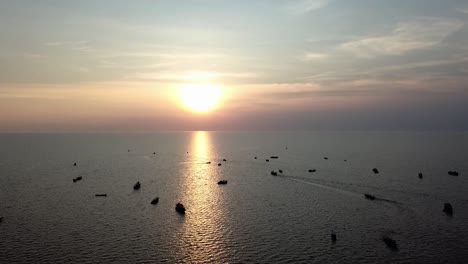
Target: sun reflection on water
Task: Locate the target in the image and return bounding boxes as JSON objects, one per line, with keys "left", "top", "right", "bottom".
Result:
{"left": 176, "top": 131, "right": 230, "bottom": 262}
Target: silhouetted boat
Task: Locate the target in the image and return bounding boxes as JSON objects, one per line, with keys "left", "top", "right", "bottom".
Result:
{"left": 279, "top": 169, "right": 283, "bottom": 173}
{"left": 364, "top": 194, "right": 376, "bottom": 200}
{"left": 95, "top": 194, "right": 107, "bottom": 197}
{"left": 73, "top": 162, "right": 77, "bottom": 166}
{"left": 218, "top": 180, "right": 228, "bottom": 185}
{"left": 153, "top": 152, "right": 156, "bottom": 155}
{"left": 72, "top": 176, "right": 83, "bottom": 183}
{"left": 443, "top": 203, "right": 453, "bottom": 216}
{"left": 373, "top": 168, "right": 379, "bottom": 174}
{"left": 206, "top": 161, "right": 211, "bottom": 164}
{"left": 418, "top": 173, "right": 423, "bottom": 179}
{"left": 151, "top": 197, "right": 159, "bottom": 205}
{"left": 133, "top": 181, "right": 141, "bottom": 190}
{"left": 266, "top": 159, "right": 270, "bottom": 162}
{"left": 270, "top": 156, "right": 279, "bottom": 159}
{"left": 448, "top": 171, "right": 459, "bottom": 176}
{"left": 331, "top": 231, "right": 337, "bottom": 242}
{"left": 382, "top": 236, "right": 398, "bottom": 251}
{"left": 218, "top": 163, "right": 222, "bottom": 166}
{"left": 324, "top": 157, "right": 328, "bottom": 160}
{"left": 254, "top": 157, "right": 257, "bottom": 159}
{"left": 308, "top": 169, "right": 316, "bottom": 173}
{"left": 223, "top": 159, "right": 227, "bottom": 162}
{"left": 176, "top": 203, "right": 186, "bottom": 214}
{"left": 271, "top": 171, "right": 278, "bottom": 176}
{"left": 0, "top": 217, "right": 3, "bottom": 223}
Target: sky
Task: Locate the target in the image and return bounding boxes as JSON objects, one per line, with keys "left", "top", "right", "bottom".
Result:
{"left": 1, "top": 0, "right": 468, "bottom": 131}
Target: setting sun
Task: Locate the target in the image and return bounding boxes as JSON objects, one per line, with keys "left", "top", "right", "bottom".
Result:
{"left": 180, "top": 84, "right": 222, "bottom": 112}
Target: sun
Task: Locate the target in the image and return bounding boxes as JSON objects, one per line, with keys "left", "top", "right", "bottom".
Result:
{"left": 180, "top": 84, "right": 222, "bottom": 112}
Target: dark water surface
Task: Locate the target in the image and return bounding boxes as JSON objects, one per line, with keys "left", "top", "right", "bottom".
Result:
{"left": 0, "top": 132, "right": 467, "bottom": 263}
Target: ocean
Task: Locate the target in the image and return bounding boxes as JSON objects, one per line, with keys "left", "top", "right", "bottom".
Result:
{"left": 0, "top": 132, "right": 467, "bottom": 263}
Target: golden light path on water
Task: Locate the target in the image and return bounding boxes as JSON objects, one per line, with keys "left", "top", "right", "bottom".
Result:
{"left": 176, "top": 131, "right": 231, "bottom": 262}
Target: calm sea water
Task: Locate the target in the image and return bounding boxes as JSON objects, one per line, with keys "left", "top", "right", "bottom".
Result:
{"left": 0, "top": 132, "right": 467, "bottom": 263}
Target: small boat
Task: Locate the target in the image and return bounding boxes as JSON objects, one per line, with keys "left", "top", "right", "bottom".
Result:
{"left": 418, "top": 173, "right": 423, "bottom": 179}
{"left": 373, "top": 168, "right": 379, "bottom": 174}
{"left": 206, "top": 161, "right": 211, "bottom": 164}
{"left": 331, "top": 231, "right": 337, "bottom": 242}
{"left": 279, "top": 169, "right": 283, "bottom": 173}
{"left": 218, "top": 163, "right": 222, "bottom": 166}
{"left": 0, "top": 217, "right": 3, "bottom": 223}
{"left": 218, "top": 180, "right": 228, "bottom": 185}
{"left": 266, "top": 159, "right": 270, "bottom": 162}
{"left": 324, "top": 157, "right": 328, "bottom": 160}
{"left": 254, "top": 157, "right": 257, "bottom": 159}
{"left": 308, "top": 169, "right": 316, "bottom": 173}
{"left": 364, "top": 194, "right": 376, "bottom": 200}
{"left": 95, "top": 194, "right": 107, "bottom": 197}
{"left": 151, "top": 197, "right": 159, "bottom": 205}
{"left": 133, "top": 181, "right": 141, "bottom": 190}
{"left": 153, "top": 152, "right": 156, "bottom": 155}
{"left": 271, "top": 171, "right": 278, "bottom": 176}
{"left": 448, "top": 171, "right": 459, "bottom": 176}
{"left": 443, "top": 203, "right": 453, "bottom": 215}
{"left": 223, "top": 159, "right": 227, "bottom": 162}
{"left": 382, "top": 236, "right": 398, "bottom": 251}
{"left": 72, "top": 176, "right": 83, "bottom": 183}
{"left": 270, "top": 156, "right": 279, "bottom": 159}
{"left": 73, "top": 162, "right": 77, "bottom": 166}
{"left": 176, "top": 203, "right": 186, "bottom": 214}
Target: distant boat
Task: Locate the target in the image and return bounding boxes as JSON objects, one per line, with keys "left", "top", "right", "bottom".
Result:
{"left": 270, "top": 156, "right": 279, "bottom": 159}
{"left": 95, "top": 194, "right": 107, "bottom": 197}
{"left": 271, "top": 171, "right": 278, "bottom": 176}
{"left": 133, "top": 181, "right": 141, "bottom": 190}
{"left": 72, "top": 176, "right": 83, "bottom": 183}
{"left": 151, "top": 197, "right": 159, "bottom": 205}
{"left": 218, "top": 180, "right": 228, "bottom": 185}
{"left": 308, "top": 169, "right": 317, "bottom": 173}
{"left": 443, "top": 203, "right": 453, "bottom": 216}
{"left": 254, "top": 157, "right": 257, "bottom": 159}
{"left": 279, "top": 169, "right": 283, "bottom": 173}
{"left": 448, "top": 171, "right": 459, "bottom": 176}
{"left": 0, "top": 217, "right": 3, "bottom": 223}
{"left": 373, "top": 168, "right": 379, "bottom": 174}
{"left": 364, "top": 194, "right": 376, "bottom": 200}
{"left": 418, "top": 173, "right": 423, "bottom": 179}
{"left": 218, "top": 163, "right": 222, "bottom": 166}
{"left": 175, "top": 203, "right": 186, "bottom": 214}
{"left": 331, "top": 231, "right": 337, "bottom": 242}
{"left": 223, "top": 159, "right": 227, "bottom": 162}
{"left": 324, "top": 157, "right": 328, "bottom": 160}
{"left": 382, "top": 236, "right": 398, "bottom": 251}
{"left": 206, "top": 161, "right": 211, "bottom": 164}
{"left": 266, "top": 159, "right": 270, "bottom": 162}
{"left": 73, "top": 162, "right": 77, "bottom": 166}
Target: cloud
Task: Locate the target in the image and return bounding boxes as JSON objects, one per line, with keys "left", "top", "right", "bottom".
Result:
{"left": 303, "top": 52, "right": 329, "bottom": 60}
{"left": 45, "top": 40, "right": 95, "bottom": 52}
{"left": 339, "top": 17, "right": 464, "bottom": 58}
{"left": 128, "top": 71, "right": 256, "bottom": 83}
{"left": 457, "top": 8, "right": 468, "bottom": 14}
{"left": 288, "top": 0, "right": 331, "bottom": 14}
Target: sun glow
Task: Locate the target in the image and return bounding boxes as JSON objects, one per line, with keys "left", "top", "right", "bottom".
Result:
{"left": 180, "top": 84, "right": 222, "bottom": 112}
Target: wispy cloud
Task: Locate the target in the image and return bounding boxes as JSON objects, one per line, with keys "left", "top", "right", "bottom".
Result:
{"left": 128, "top": 70, "right": 256, "bottom": 83}
{"left": 303, "top": 52, "right": 329, "bottom": 60}
{"left": 45, "top": 40, "right": 95, "bottom": 52}
{"left": 339, "top": 17, "right": 464, "bottom": 58}
{"left": 457, "top": 7, "right": 468, "bottom": 14}
{"left": 288, "top": 0, "right": 331, "bottom": 14}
